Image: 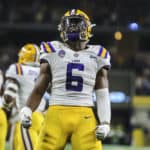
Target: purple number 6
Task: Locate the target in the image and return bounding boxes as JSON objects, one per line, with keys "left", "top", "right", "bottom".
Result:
{"left": 66, "top": 63, "right": 84, "bottom": 91}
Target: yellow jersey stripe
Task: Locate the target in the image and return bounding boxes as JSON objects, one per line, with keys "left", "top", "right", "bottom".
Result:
{"left": 101, "top": 48, "right": 107, "bottom": 58}
{"left": 43, "top": 42, "right": 52, "bottom": 53}
{"left": 16, "top": 64, "right": 23, "bottom": 75}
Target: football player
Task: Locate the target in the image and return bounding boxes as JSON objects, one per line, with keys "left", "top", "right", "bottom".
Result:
{"left": 4, "top": 44, "right": 45, "bottom": 150}
{"left": 0, "top": 69, "right": 8, "bottom": 150}
{"left": 20, "top": 9, "right": 111, "bottom": 150}
{"left": 0, "top": 69, "right": 19, "bottom": 150}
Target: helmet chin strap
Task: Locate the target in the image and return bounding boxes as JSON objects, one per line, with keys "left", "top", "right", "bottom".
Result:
{"left": 64, "top": 31, "right": 88, "bottom": 42}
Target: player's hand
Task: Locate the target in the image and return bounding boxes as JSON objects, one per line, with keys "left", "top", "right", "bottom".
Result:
{"left": 3, "top": 94, "right": 16, "bottom": 110}
{"left": 20, "top": 106, "right": 32, "bottom": 128}
{"left": 95, "top": 124, "right": 110, "bottom": 140}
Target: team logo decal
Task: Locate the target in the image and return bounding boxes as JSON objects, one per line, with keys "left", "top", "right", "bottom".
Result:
{"left": 58, "top": 50, "right": 66, "bottom": 58}
{"left": 74, "top": 53, "right": 79, "bottom": 57}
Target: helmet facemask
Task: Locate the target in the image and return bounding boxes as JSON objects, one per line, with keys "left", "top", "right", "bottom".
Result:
{"left": 59, "top": 14, "right": 93, "bottom": 42}
{"left": 64, "top": 16, "right": 88, "bottom": 41}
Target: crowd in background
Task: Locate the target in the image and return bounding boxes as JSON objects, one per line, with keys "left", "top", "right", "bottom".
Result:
{"left": 1, "top": 0, "right": 150, "bottom": 27}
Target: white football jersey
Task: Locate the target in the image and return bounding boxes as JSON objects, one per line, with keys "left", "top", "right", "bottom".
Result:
{"left": 40, "top": 41, "right": 111, "bottom": 106}
{"left": 5, "top": 63, "right": 40, "bottom": 109}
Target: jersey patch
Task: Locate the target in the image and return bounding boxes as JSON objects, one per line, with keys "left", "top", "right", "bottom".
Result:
{"left": 40, "top": 42, "right": 56, "bottom": 53}
{"left": 97, "top": 47, "right": 109, "bottom": 59}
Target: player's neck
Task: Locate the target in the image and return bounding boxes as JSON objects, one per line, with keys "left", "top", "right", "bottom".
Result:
{"left": 65, "top": 41, "right": 88, "bottom": 51}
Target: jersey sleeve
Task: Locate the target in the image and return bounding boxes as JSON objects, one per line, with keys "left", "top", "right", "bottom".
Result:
{"left": 96, "top": 46, "right": 111, "bottom": 71}
{"left": 40, "top": 41, "right": 56, "bottom": 64}
{"left": 5, "top": 64, "right": 23, "bottom": 86}
{"left": 5, "top": 64, "right": 18, "bottom": 78}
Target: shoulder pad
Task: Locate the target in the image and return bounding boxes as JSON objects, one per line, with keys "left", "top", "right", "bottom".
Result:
{"left": 6, "top": 64, "right": 16, "bottom": 75}
{"left": 40, "top": 41, "right": 56, "bottom": 54}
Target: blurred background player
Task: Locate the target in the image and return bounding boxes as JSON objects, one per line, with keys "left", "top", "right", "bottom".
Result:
{"left": 0, "top": 69, "right": 19, "bottom": 150}
{"left": 4, "top": 43, "right": 45, "bottom": 150}
{"left": 20, "top": 9, "right": 111, "bottom": 150}
{"left": 0, "top": 69, "right": 8, "bottom": 150}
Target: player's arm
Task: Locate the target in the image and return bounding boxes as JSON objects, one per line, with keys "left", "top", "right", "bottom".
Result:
{"left": 95, "top": 68, "right": 111, "bottom": 139}
{"left": 3, "top": 78, "right": 19, "bottom": 111}
{"left": 27, "top": 62, "right": 51, "bottom": 111}
{"left": 20, "top": 62, "right": 51, "bottom": 128}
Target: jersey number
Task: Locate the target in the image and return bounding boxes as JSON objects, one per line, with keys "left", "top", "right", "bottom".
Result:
{"left": 66, "top": 63, "right": 84, "bottom": 92}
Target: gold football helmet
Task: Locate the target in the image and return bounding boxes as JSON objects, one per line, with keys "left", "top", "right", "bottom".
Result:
{"left": 58, "top": 9, "right": 96, "bottom": 42}
{"left": 18, "top": 43, "right": 40, "bottom": 66}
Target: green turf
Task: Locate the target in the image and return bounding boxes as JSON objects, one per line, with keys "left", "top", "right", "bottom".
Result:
{"left": 5, "top": 143, "right": 9, "bottom": 150}
{"left": 103, "top": 145, "right": 150, "bottom": 150}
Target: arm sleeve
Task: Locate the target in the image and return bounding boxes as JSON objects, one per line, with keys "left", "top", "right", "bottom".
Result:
{"left": 40, "top": 42, "right": 54, "bottom": 65}
{"left": 96, "top": 88, "right": 111, "bottom": 124}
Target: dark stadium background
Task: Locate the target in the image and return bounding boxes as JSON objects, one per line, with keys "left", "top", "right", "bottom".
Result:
{"left": 0, "top": 0, "right": 150, "bottom": 149}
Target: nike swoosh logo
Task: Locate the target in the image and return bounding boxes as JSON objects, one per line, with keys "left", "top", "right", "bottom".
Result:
{"left": 84, "top": 116, "right": 91, "bottom": 119}
{"left": 89, "top": 55, "right": 97, "bottom": 59}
